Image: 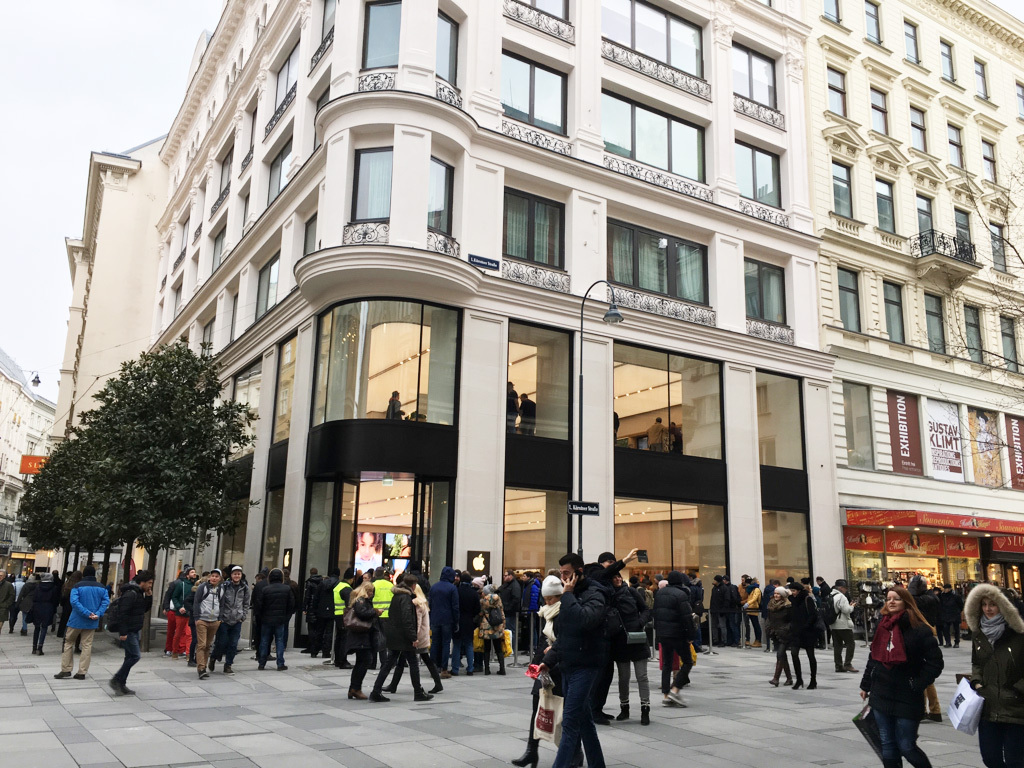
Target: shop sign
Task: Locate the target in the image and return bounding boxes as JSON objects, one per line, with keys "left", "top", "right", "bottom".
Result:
{"left": 992, "top": 535, "right": 1024, "bottom": 554}
{"left": 927, "top": 400, "right": 964, "bottom": 482}
{"left": 19, "top": 455, "right": 47, "bottom": 474}
{"left": 847, "top": 509, "right": 1024, "bottom": 535}
{"left": 843, "top": 527, "right": 883, "bottom": 552}
{"left": 885, "top": 531, "right": 945, "bottom": 556}
{"left": 846, "top": 509, "right": 918, "bottom": 527}
{"left": 967, "top": 409, "right": 1002, "bottom": 488}
{"left": 944, "top": 536, "right": 980, "bottom": 558}
{"left": 886, "top": 391, "right": 923, "bottom": 476}
{"left": 1005, "top": 415, "right": 1024, "bottom": 491}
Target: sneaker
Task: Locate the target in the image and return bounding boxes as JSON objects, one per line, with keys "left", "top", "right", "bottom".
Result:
{"left": 187, "top": 660, "right": 197, "bottom": 668}
{"left": 199, "top": 670, "right": 210, "bottom": 679}
{"left": 209, "top": 659, "right": 216, "bottom": 672}
{"left": 257, "top": 664, "right": 266, "bottom": 670}
{"left": 428, "top": 684, "right": 444, "bottom": 694}
{"left": 277, "top": 665, "right": 288, "bottom": 671}
{"left": 667, "top": 691, "right": 687, "bottom": 708}
{"left": 53, "top": 671, "right": 71, "bottom": 679}
{"left": 164, "top": 651, "right": 172, "bottom": 657}
{"left": 751, "top": 641, "right": 762, "bottom": 648}
{"left": 223, "top": 665, "right": 234, "bottom": 675}
{"left": 368, "top": 691, "right": 390, "bottom": 702}
{"left": 73, "top": 673, "right": 86, "bottom": 680}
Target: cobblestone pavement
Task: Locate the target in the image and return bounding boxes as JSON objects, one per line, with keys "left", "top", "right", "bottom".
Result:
{"left": 0, "top": 630, "right": 986, "bottom": 768}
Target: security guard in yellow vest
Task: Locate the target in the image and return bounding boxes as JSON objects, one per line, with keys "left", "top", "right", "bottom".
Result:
{"left": 372, "top": 573, "right": 394, "bottom": 618}
{"left": 330, "top": 569, "right": 355, "bottom": 668}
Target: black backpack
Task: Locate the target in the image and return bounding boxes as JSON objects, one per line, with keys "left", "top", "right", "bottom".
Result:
{"left": 821, "top": 591, "right": 840, "bottom": 626}
{"left": 603, "top": 599, "right": 625, "bottom": 640}
{"left": 488, "top": 605, "right": 504, "bottom": 627}
{"left": 105, "top": 586, "right": 129, "bottom": 633}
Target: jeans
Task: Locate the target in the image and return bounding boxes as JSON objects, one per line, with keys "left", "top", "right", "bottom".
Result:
{"left": 213, "top": 621, "right": 243, "bottom": 665}
{"left": 32, "top": 621, "right": 49, "bottom": 649}
{"left": 259, "top": 623, "right": 288, "bottom": 668}
{"left": 616, "top": 658, "right": 651, "bottom": 706}
{"left": 430, "top": 623, "right": 453, "bottom": 671}
{"left": 727, "top": 614, "right": 741, "bottom": 646}
{"left": 451, "top": 631, "right": 474, "bottom": 675}
{"left": 114, "top": 631, "right": 141, "bottom": 684}
{"left": 658, "top": 639, "right": 692, "bottom": 694}
{"left": 873, "top": 708, "right": 932, "bottom": 767}
{"left": 744, "top": 613, "right": 762, "bottom": 643}
{"left": 590, "top": 658, "right": 613, "bottom": 714}
{"left": 978, "top": 718, "right": 1024, "bottom": 768}
{"left": 832, "top": 629, "right": 855, "bottom": 669}
{"left": 552, "top": 666, "right": 606, "bottom": 768}
{"left": 389, "top": 651, "right": 442, "bottom": 689}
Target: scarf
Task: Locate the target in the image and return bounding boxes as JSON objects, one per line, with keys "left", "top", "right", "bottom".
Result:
{"left": 538, "top": 601, "right": 560, "bottom": 644}
{"left": 981, "top": 613, "right": 1007, "bottom": 646}
{"left": 871, "top": 612, "right": 908, "bottom": 669}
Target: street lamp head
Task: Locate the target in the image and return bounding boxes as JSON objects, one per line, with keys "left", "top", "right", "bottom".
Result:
{"left": 30, "top": 373, "right": 41, "bottom": 388}
{"left": 602, "top": 303, "right": 624, "bottom": 324}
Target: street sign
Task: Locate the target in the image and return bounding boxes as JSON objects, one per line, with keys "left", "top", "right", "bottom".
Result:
{"left": 468, "top": 253, "right": 499, "bottom": 271}
{"left": 568, "top": 500, "right": 600, "bottom": 516}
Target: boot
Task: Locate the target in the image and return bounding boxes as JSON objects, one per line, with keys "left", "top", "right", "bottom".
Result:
{"left": 640, "top": 705, "right": 650, "bottom": 726}
{"left": 348, "top": 688, "right": 368, "bottom": 700}
{"left": 807, "top": 675, "right": 817, "bottom": 690}
{"left": 791, "top": 654, "right": 803, "bottom": 689}
{"left": 497, "top": 656, "right": 506, "bottom": 676}
{"left": 882, "top": 759, "right": 902, "bottom": 768}
{"left": 510, "top": 739, "right": 540, "bottom": 768}
{"left": 616, "top": 704, "right": 630, "bottom": 721}
{"left": 414, "top": 689, "right": 434, "bottom": 702}
{"left": 770, "top": 661, "right": 782, "bottom": 687}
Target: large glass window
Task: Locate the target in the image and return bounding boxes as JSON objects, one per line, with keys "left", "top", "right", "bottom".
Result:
{"left": 273, "top": 336, "right": 297, "bottom": 443}
{"left": 870, "top": 89, "right": 888, "bottom": 134}
{"left": 601, "top": 0, "right": 703, "bottom": 78}
{"left": 261, "top": 487, "right": 285, "bottom": 573}
{"left": 613, "top": 343, "right": 722, "bottom": 459}
{"left": 733, "top": 45, "right": 776, "bottom": 108}
{"left": 233, "top": 360, "right": 262, "bottom": 457}
{"left": 827, "top": 68, "right": 847, "bottom": 116}
{"left": 313, "top": 300, "right": 459, "bottom": 425}
{"left": 876, "top": 178, "right": 895, "bottom": 233}
{"left": 964, "top": 305, "right": 983, "bottom": 363}
{"left": 843, "top": 381, "right": 874, "bottom": 469}
{"left": 275, "top": 44, "right": 300, "bottom": 107}
{"left": 883, "top": 281, "right": 905, "bottom": 344}
{"left": 940, "top": 40, "right": 955, "bottom": 81}
{"left": 745, "top": 259, "right": 785, "bottom": 324}
{"left": 955, "top": 209, "right": 972, "bottom": 243}
{"left": 1001, "top": 316, "right": 1018, "bottom": 372}
{"left": 602, "top": 93, "right": 705, "bottom": 182}
{"left": 735, "top": 143, "right": 780, "bottom": 207}
{"left": 268, "top": 138, "right": 293, "bottom": 204}
{"left": 925, "top": 293, "right": 945, "bottom": 354}
{"left": 864, "top": 0, "right": 881, "bottom": 44}
{"left": 1018, "top": 83, "right": 1024, "bottom": 119}
{"left": 306, "top": 482, "right": 335, "bottom": 586}
{"left": 948, "top": 124, "right": 964, "bottom": 168}
{"left": 837, "top": 267, "right": 860, "bottom": 332}
{"left": 211, "top": 228, "right": 226, "bottom": 273}
{"left": 363, "top": 1, "right": 401, "bottom": 69}
{"left": 353, "top": 148, "right": 393, "bottom": 221}
{"left": 982, "top": 140, "right": 997, "bottom": 183}
{"left": 427, "top": 158, "right": 453, "bottom": 235}
{"left": 255, "top": 254, "right": 280, "bottom": 320}
{"left": 508, "top": 323, "right": 571, "bottom": 440}
{"left": 436, "top": 12, "right": 458, "bottom": 84}
{"left": 763, "top": 509, "right": 810, "bottom": 582}
{"left": 910, "top": 107, "right": 927, "bottom": 152}
{"left": 832, "top": 162, "right": 852, "bottom": 217}
{"left": 503, "top": 189, "right": 564, "bottom": 268}
{"left": 322, "top": 0, "right": 337, "bottom": 39}
{"left": 916, "top": 195, "right": 933, "bottom": 233}
{"left": 614, "top": 499, "right": 725, "bottom": 592}
{"left": 218, "top": 497, "right": 250, "bottom": 568}
{"left": 904, "top": 21, "right": 919, "bottom": 63}
{"left": 756, "top": 371, "right": 803, "bottom": 469}
{"left": 219, "top": 148, "right": 233, "bottom": 194}
{"left": 501, "top": 53, "right": 566, "bottom": 135}
{"left": 824, "top": 0, "right": 841, "bottom": 24}
{"left": 607, "top": 221, "right": 706, "bottom": 303}
{"left": 503, "top": 488, "right": 568, "bottom": 572}
{"left": 304, "top": 214, "right": 318, "bottom": 256}
{"left": 990, "top": 223, "right": 1006, "bottom": 272}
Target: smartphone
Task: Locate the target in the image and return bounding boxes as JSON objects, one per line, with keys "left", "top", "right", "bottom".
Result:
{"left": 637, "top": 549, "right": 649, "bottom": 563}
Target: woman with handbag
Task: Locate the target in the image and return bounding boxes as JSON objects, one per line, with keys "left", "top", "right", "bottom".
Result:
{"left": 343, "top": 581, "right": 380, "bottom": 700}
{"left": 965, "top": 583, "right": 1024, "bottom": 768}
{"left": 858, "top": 586, "right": 944, "bottom": 768}
{"left": 766, "top": 587, "right": 794, "bottom": 687}
{"left": 478, "top": 584, "right": 506, "bottom": 675}
{"left": 610, "top": 572, "right": 652, "bottom": 724}
{"left": 382, "top": 582, "right": 444, "bottom": 695}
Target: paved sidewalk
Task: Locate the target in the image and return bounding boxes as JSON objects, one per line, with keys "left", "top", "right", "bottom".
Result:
{"left": 0, "top": 631, "right": 986, "bottom": 768}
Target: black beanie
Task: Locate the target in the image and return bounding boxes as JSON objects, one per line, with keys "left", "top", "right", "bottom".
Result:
{"left": 667, "top": 570, "right": 684, "bottom": 586}
{"left": 83, "top": 565, "right": 96, "bottom": 579}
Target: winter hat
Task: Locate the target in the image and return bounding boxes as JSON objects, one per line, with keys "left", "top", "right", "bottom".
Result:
{"left": 82, "top": 565, "right": 97, "bottom": 579}
{"left": 834, "top": 579, "right": 848, "bottom": 588}
{"left": 210, "top": 568, "right": 222, "bottom": 576}
{"left": 773, "top": 588, "right": 789, "bottom": 598}
{"left": 482, "top": 584, "right": 497, "bottom": 596}
{"left": 667, "top": 571, "right": 684, "bottom": 586}
{"left": 471, "top": 576, "right": 486, "bottom": 589}
{"left": 713, "top": 575, "right": 724, "bottom": 583}
{"left": 231, "top": 566, "right": 243, "bottom": 573}
{"left": 40, "top": 572, "right": 53, "bottom": 582}
{"left": 597, "top": 552, "right": 616, "bottom": 564}
{"left": 658, "top": 580, "right": 668, "bottom": 589}
{"left": 541, "top": 575, "right": 563, "bottom": 597}
{"left": 629, "top": 576, "right": 639, "bottom": 587}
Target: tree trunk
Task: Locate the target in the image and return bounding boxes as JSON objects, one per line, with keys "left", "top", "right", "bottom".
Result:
{"left": 101, "top": 544, "right": 112, "bottom": 585}
{"left": 122, "top": 538, "right": 135, "bottom": 586}
{"left": 62, "top": 549, "right": 70, "bottom": 575}
{"left": 73, "top": 545, "right": 81, "bottom": 572}
{"left": 140, "top": 547, "right": 159, "bottom": 653}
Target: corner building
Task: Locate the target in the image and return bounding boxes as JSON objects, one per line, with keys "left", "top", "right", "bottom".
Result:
{"left": 154, "top": 0, "right": 838, "bottom": 609}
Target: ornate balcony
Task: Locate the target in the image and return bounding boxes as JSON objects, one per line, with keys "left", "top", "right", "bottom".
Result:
{"left": 911, "top": 229, "right": 980, "bottom": 279}
{"left": 603, "top": 155, "right": 713, "bottom": 203}
{"left": 435, "top": 79, "right": 463, "bottom": 109}
{"left": 608, "top": 285, "right": 716, "bottom": 327}
{"left": 358, "top": 70, "right": 396, "bottom": 92}
{"left": 738, "top": 200, "right": 790, "bottom": 228}
{"left": 746, "top": 318, "right": 794, "bottom": 345}
{"left": 426, "top": 231, "right": 460, "bottom": 258}
{"left": 601, "top": 39, "right": 711, "bottom": 101}
{"left": 501, "top": 120, "right": 573, "bottom": 155}
{"left": 160, "top": 275, "right": 166, "bottom": 290}
{"left": 240, "top": 146, "right": 253, "bottom": 173}
{"left": 193, "top": 223, "right": 203, "bottom": 243}
{"left": 210, "top": 184, "right": 230, "bottom": 218}
{"left": 733, "top": 94, "right": 785, "bottom": 129}
{"left": 264, "top": 82, "right": 296, "bottom": 139}
{"left": 311, "top": 27, "right": 333, "bottom": 71}
{"left": 173, "top": 248, "right": 186, "bottom": 272}
{"left": 342, "top": 221, "right": 390, "bottom": 245}
{"left": 501, "top": 259, "right": 570, "bottom": 293}
{"left": 503, "top": 0, "right": 575, "bottom": 44}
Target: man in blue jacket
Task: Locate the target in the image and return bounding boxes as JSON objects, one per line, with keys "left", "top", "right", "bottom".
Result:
{"left": 53, "top": 565, "right": 109, "bottom": 680}
{"left": 428, "top": 566, "right": 459, "bottom": 678}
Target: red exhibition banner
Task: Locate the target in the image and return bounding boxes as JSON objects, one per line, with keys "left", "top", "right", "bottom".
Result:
{"left": 887, "top": 391, "right": 924, "bottom": 476}
{"left": 1005, "top": 415, "right": 1024, "bottom": 491}
{"left": 943, "top": 537, "right": 980, "bottom": 558}
{"left": 885, "top": 531, "right": 945, "bottom": 556}
{"left": 843, "top": 527, "right": 884, "bottom": 552}
{"left": 992, "top": 535, "right": 1024, "bottom": 554}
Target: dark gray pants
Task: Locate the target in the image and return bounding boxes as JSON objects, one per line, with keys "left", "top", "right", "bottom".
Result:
{"left": 832, "top": 628, "right": 855, "bottom": 669}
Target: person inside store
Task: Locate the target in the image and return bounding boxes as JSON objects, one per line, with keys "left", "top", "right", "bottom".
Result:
{"left": 507, "top": 382, "right": 520, "bottom": 432}
{"left": 386, "top": 391, "right": 404, "bottom": 420}
{"left": 646, "top": 417, "right": 668, "bottom": 452}
{"left": 518, "top": 393, "right": 536, "bottom": 436}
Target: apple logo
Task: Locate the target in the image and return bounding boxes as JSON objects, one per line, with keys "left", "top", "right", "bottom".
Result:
{"left": 472, "top": 553, "right": 486, "bottom": 572}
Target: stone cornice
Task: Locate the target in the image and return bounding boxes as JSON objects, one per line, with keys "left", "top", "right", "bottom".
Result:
{"left": 907, "top": 0, "right": 1024, "bottom": 54}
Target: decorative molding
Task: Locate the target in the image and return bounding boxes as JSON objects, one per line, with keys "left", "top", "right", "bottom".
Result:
{"left": 310, "top": 26, "right": 334, "bottom": 71}
{"left": 342, "top": 222, "right": 390, "bottom": 245}
{"left": 502, "top": 0, "right": 575, "bottom": 44}
{"left": 501, "top": 120, "right": 573, "bottom": 155}
{"left": 738, "top": 199, "right": 790, "bottom": 228}
{"left": 435, "top": 79, "right": 463, "bottom": 109}
{"left": 160, "top": 275, "right": 167, "bottom": 291}
{"left": 501, "top": 259, "right": 570, "bottom": 293}
{"left": 210, "top": 183, "right": 230, "bottom": 218}
{"left": 264, "top": 82, "right": 296, "bottom": 139}
{"left": 603, "top": 155, "right": 713, "bottom": 202}
{"left": 240, "top": 146, "right": 253, "bottom": 173}
{"left": 828, "top": 212, "right": 865, "bottom": 237}
{"left": 609, "top": 285, "right": 716, "bottom": 327}
{"left": 746, "top": 318, "right": 795, "bottom": 345}
{"left": 192, "top": 223, "right": 203, "bottom": 244}
{"left": 713, "top": 17, "right": 734, "bottom": 46}
{"left": 426, "top": 231, "right": 461, "bottom": 258}
{"left": 911, "top": 229, "right": 977, "bottom": 264}
{"left": 358, "top": 70, "right": 397, "bottom": 92}
{"left": 601, "top": 39, "right": 711, "bottom": 101}
{"left": 877, "top": 229, "right": 906, "bottom": 252}
{"left": 733, "top": 94, "right": 785, "bottom": 129}
{"left": 785, "top": 50, "right": 804, "bottom": 78}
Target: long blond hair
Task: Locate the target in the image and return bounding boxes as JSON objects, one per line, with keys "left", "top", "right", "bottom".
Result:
{"left": 350, "top": 581, "right": 374, "bottom": 602}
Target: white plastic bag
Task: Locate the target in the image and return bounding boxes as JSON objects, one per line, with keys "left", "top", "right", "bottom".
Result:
{"left": 533, "top": 683, "right": 563, "bottom": 744}
{"left": 948, "top": 677, "right": 984, "bottom": 735}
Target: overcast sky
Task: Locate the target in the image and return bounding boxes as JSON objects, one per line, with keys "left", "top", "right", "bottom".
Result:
{"left": 0, "top": 0, "right": 1020, "bottom": 405}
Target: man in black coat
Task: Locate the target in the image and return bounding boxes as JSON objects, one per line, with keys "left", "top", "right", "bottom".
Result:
{"left": 937, "top": 583, "right": 964, "bottom": 648}
{"left": 654, "top": 571, "right": 696, "bottom": 706}
{"left": 725, "top": 576, "right": 742, "bottom": 647}
{"left": 453, "top": 572, "right": 480, "bottom": 676}
{"left": 710, "top": 575, "right": 729, "bottom": 646}
{"left": 908, "top": 575, "right": 943, "bottom": 721}
{"left": 302, "top": 568, "right": 324, "bottom": 656}
{"left": 255, "top": 569, "right": 295, "bottom": 670}
{"left": 369, "top": 574, "right": 432, "bottom": 702}
{"left": 110, "top": 570, "right": 155, "bottom": 696}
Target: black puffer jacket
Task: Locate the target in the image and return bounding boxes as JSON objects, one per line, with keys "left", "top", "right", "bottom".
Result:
{"left": 303, "top": 574, "right": 323, "bottom": 615}
{"left": 28, "top": 580, "right": 60, "bottom": 624}
{"left": 860, "top": 612, "right": 944, "bottom": 719}
{"left": 118, "top": 582, "right": 154, "bottom": 634}
{"left": 542, "top": 578, "right": 610, "bottom": 670}
{"left": 382, "top": 586, "right": 417, "bottom": 652}
{"left": 457, "top": 581, "right": 479, "bottom": 638}
{"left": 653, "top": 584, "right": 695, "bottom": 641}
{"left": 788, "top": 589, "right": 819, "bottom": 649}
{"left": 938, "top": 590, "right": 964, "bottom": 624}
{"left": 612, "top": 584, "right": 651, "bottom": 662}
{"left": 343, "top": 597, "right": 379, "bottom": 652}
{"left": 255, "top": 571, "right": 296, "bottom": 626}
{"left": 909, "top": 576, "right": 940, "bottom": 628}
{"left": 315, "top": 575, "right": 342, "bottom": 620}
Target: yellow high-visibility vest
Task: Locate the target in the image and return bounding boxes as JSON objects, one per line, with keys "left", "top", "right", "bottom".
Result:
{"left": 333, "top": 582, "right": 351, "bottom": 616}
{"left": 372, "top": 579, "right": 393, "bottom": 618}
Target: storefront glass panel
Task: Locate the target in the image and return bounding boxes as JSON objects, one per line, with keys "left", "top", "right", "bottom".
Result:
{"left": 762, "top": 509, "right": 809, "bottom": 581}
{"left": 756, "top": 373, "right": 803, "bottom": 469}
{"left": 273, "top": 336, "right": 297, "bottom": 443}
{"left": 844, "top": 550, "right": 883, "bottom": 582}
{"left": 261, "top": 487, "right": 285, "bottom": 572}
{"left": 508, "top": 323, "right": 571, "bottom": 439}
{"left": 503, "top": 488, "right": 569, "bottom": 573}
{"left": 217, "top": 497, "right": 250, "bottom": 568}
{"left": 306, "top": 482, "right": 334, "bottom": 574}
{"left": 232, "top": 361, "right": 262, "bottom": 458}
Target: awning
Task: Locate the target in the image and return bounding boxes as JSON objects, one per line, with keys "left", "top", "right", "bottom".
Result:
{"left": 847, "top": 509, "right": 1024, "bottom": 535}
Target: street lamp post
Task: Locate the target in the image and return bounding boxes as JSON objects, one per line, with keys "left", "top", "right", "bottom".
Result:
{"left": 576, "top": 280, "right": 624, "bottom": 556}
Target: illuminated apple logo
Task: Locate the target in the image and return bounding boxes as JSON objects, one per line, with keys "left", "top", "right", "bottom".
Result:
{"left": 473, "top": 553, "right": 486, "bottom": 572}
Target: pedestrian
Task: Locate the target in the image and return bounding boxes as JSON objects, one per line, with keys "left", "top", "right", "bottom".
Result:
{"left": 52, "top": 565, "right": 108, "bottom": 680}
{"left": 507, "top": 381, "right": 520, "bottom": 432}
{"left": 965, "top": 583, "right": 1024, "bottom": 768}
{"left": 17, "top": 573, "right": 39, "bottom": 636}
{"left": 767, "top": 587, "right": 794, "bottom": 686}
{"left": 743, "top": 576, "right": 763, "bottom": 648}
{"left": 250, "top": 568, "right": 269, "bottom": 652}
{"left": 452, "top": 570, "right": 479, "bottom": 676}
{"left": 611, "top": 572, "right": 652, "bottom": 724}
{"left": 591, "top": 549, "right": 639, "bottom": 723}
{"left": 937, "top": 583, "right": 964, "bottom": 649}
{"left": 211, "top": 565, "right": 249, "bottom": 674}
{"left": 724, "top": 575, "right": 742, "bottom": 646}
{"left": 687, "top": 571, "right": 706, "bottom": 652}
{"left": 29, "top": 572, "right": 60, "bottom": 654}
{"left": 0, "top": 570, "right": 15, "bottom": 628}
{"left": 478, "top": 583, "right": 507, "bottom": 675}
{"left": 328, "top": 568, "right": 355, "bottom": 668}
{"left": 498, "top": 568, "right": 523, "bottom": 652}
{"left": 56, "top": 570, "right": 82, "bottom": 639}
{"left": 518, "top": 393, "right": 536, "bottom": 435}
{"left": 185, "top": 573, "right": 203, "bottom": 666}
{"left": 909, "top": 575, "right": 943, "bottom": 722}
{"left": 371, "top": 567, "right": 395, "bottom": 667}
{"left": 428, "top": 566, "right": 458, "bottom": 678}
{"left": 311, "top": 567, "right": 340, "bottom": 663}
{"left": 382, "top": 581, "right": 444, "bottom": 695}
{"left": 301, "top": 567, "right": 324, "bottom": 656}
{"left": 828, "top": 579, "right": 857, "bottom": 674}
{"left": 525, "top": 571, "right": 542, "bottom": 651}
{"left": 760, "top": 579, "right": 777, "bottom": 653}
{"left": 653, "top": 570, "right": 695, "bottom": 709}
{"left": 710, "top": 575, "right": 729, "bottom": 646}
{"left": 192, "top": 568, "right": 224, "bottom": 679}
{"left": 166, "top": 566, "right": 196, "bottom": 660}
{"left": 108, "top": 570, "right": 155, "bottom": 696}
{"left": 370, "top": 572, "right": 433, "bottom": 702}
{"left": 344, "top": 581, "right": 381, "bottom": 700}
{"left": 859, "top": 585, "right": 943, "bottom": 768}
{"left": 254, "top": 568, "right": 295, "bottom": 670}
{"left": 787, "top": 580, "right": 819, "bottom": 689}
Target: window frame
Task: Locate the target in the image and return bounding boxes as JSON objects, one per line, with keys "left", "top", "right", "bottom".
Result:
{"left": 255, "top": 253, "right": 281, "bottom": 321}
{"left": 948, "top": 124, "right": 964, "bottom": 168}
{"left": 304, "top": 214, "right": 318, "bottom": 256}
{"left": 981, "top": 140, "right": 997, "bottom": 183}
{"left": 201, "top": 317, "right": 216, "bottom": 351}
{"left": 733, "top": 44, "right": 777, "bottom": 109}
{"left": 883, "top": 281, "right": 905, "bottom": 344}
{"left": 964, "top": 305, "right": 983, "bottom": 363}
{"left": 267, "top": 137, "right": 293, "bottom": 204}
{"left": 351, "top": 147, "right": 394, "bottom": 223}
{"left": 602, "top": 0, "right": 704, "bottom": 78}
{"left": 219, "top": 147, "right": 233, "bottom": 194}
{"left": 211, "top": 227, "right": 226, "bottom": 272}
{"left": 837, "top": 267, "right": 861, "bottom": 332}
{"left": 503, "top": 188, "right": 566, "bottom": 269}
{"left": 362, "top": 0, "right": 402, "bottom": 70}
{"left": 1017, "top": 83, "right": 1024, "bottom": 119}
{"left": 904, "top": 20, "right": 919, "bottom": 63}
{"left": 832, "top": 161, "right": 853, "bottom": 218}
{"left": 824, "top": 0, "right": 841, "bottom": 24}
{"left": 501, "top": 51, "right": 568, "bottom": 136}
{"left": 864, "top": 0, "right": 881, "bottom": 44}
{"left": 875, "top": 177, "right": 896, "bottom": 233}
{"left": 974, "top": 59, "right": 989, "bottom": 100}
{"left": 744, "top": 258, "right": 787, "bottom": 324}
{"left": 940, "top": 40, "right": 955, "bottom": 82}
{"left": 909, "top": 106, "right": 927, "bottom": 152}
{"left": 1001, "top": 316, "right": 1019, "bottom": 372}
{"left": 954, "top": 208, "right": 972, "bottom": 244}
{"left": 606, "top": 219, "right": 709, "bottom": 305}
{"left": 322, "top": 0, "right": 337, "bottom": 40}
{"left": 870, "top": 88, "right": 889, "bottom": 134}
{"left": 827, "top": 67, "right": 847, "bottom": 116}
{"left": 275, "top": 43, "right": 300, "bottom": 108}
{"left": 436, "top": 11, "right": 459, "bottom": 85}
{"left": 601, "top": 91, "right": 706, "bottom": 182}
{"left": 427, "top": 157, "right": 455, "bottom": 235}
{"left": 735, "top": 141, "right": 781, "bottom": 208}
{"left": 924, "top": 293, "right": 946, "bottom": 354}
{"left": 990, "top": 223, "right": 1006, "bottom": 273}
{"left": 916, "top": 194, "right": 933, "bottom": 233}
{"left": 313, "top": 88, "right": 330, "bottom": 150}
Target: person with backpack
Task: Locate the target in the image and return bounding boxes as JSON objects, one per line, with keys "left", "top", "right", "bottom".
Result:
{"left": 211, "top": 566, "right": 249, "bottom": 674}
{"left": 254, "top": 568, "right": 295, "bottom": 670}
{"left": 826, "top": 579, "right": 857, "bottom": 674}
{"left": 53, "top": 565, "right": 109, "bottom": 680}
{"left": 109, "top": 570, "right": 155, "bottom": 696}
{"left": 312, "top": 567, "right": 340, "bottom": 663}
{"left": 477, "top": 584, "right": 506, "bottom": 675}
{"left": 653, "top": 570, "right": 696, "bottom": 708}
{"left": 192, "top": 569, "right": 224, "bottom": 679}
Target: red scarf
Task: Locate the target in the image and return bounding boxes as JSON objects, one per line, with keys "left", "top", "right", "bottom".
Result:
{"left": 871, "top": 612, "right": 908, "bottom": 669}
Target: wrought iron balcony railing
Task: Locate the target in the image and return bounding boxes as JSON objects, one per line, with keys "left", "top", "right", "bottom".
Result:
{"left": 210, "top": 184, "right": 230, "bottom": 218}
{"left": 264, "top": 82, "right": 297, "bottom": 139}
{"left": 911, "top": 229, "right": 977, "bottom": 264}
{"left": 311, "top": 27, "right": 334, "bottom": 71}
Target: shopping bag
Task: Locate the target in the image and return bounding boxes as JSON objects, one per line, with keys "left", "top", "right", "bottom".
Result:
{"left": 533, "top": 684, "right": 563, "bottom": 744}
{"left": 853, "top": 704, "right": 883, "bottom": 761}
{"left": 948, "top": 677, "right": 984, "bottom": 735}
{"left": 658, "top": 644, "right": 680, "bottom": 671}
{"left": 473, "top": 629, "right": 485, "bottom": 653}
{"left": 503, "top": 629, "right": 513, "bottom": 657}
{"left": 690, "top": 643, "right": 697, "bottom": 665}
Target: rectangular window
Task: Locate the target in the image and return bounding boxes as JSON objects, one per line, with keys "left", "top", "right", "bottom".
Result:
{"left": 832, "top": 162, "right": 852, "bottom": 218}
{"left": 824, "top": 0, "right": 841, "bottom": 23}
{"left": 255, "top": 254, "right": 280, "bottom": 320}
{"left": 363, "top": 0, "right": 401, "bottom": 69}
{"left": 883, "top": 281, "right": 905, "bottom": 343}
{"left": 975, "top": 59, "right": 989, "bottom": 99}
{"left": 313, "top": 88, "right": 329, "bottom": 150}
{"left": 530, "top": 0, "right": 567, "bottom": 19}
{"left": 242, "top": 193, "right": 250, "bottom": 225}
{"left": 875, "top": 178, "right": 895, "bottom": 233}
{"left": 503, "top": 189, "right": 564, "bottom": 268}
{"left": 982, "top": 140, "right": 997, "bottom": 183}
{"left": 219, "top": 148, "right": 233, "bottom": 193}
{"left": 827, "top": 68, "right": 847, "bottom": 116}
{"left": 865, "top": 1, "right": 881, "bottom": 44}
{"left": 735, "top": 142, "right": 781, "bottom": 207}
{"left": 948, "top": 124, "right": 964, "bottom": 168}
{"left": 211, "top": 228, "right": 226, "bottom": 272}
{"left": 303, "top": 214, "right": 318, "bottom": 256}
{"left": 323, "top": 0, "right": 337, "bottom": 39}
{"left": 249, "top": 107, "right": 258, "bottom": 150}
{"left": 964, "top": 305, "right": 983, "bottom": 363}
{"left": 507, "top": 322, "right": 571, "bottom": 440}
{"left": 837, "top": 267, "right": 861, "bottom": 332}
{"left": 940, "top": 40, "right": 955, "bottom": 81}
{"left": 427, "top": 157, "right": 454, "bottom": 234}
{"left": 607, "top": 221, "right": 707, "bottom": 303}
{"left": 1001, "top": 316, "right": 1019, "bottom": 372}
{"left": 233, "top": 361, "right": 262, "bottom": 458}
{"left": 202, "top": 317, "right": 215, "bottom": 350}
{"left": 436, "top": 12, "right": 458, "bottom": 84}
{"left": 275, "top": 44, "right": 300, "bottom": 107}
{"left": 504, "top": 489, "right": 569, "bottom": 573}
{"left": 990, "top": 223, "right": 1006, "bottom": 272}
{"left": 273, "top": 336, "right": 298, "bottom": 443}
{"left": 261, "top": 488, "right": 284, "bottom": 572}
{"left": 733, "top": 45, "right": 776, "bottom": 108}
{"left": 602, "top": 92, "right": 705, "bottom": 182}
{"left": 925, "top": 293, "right": 945, "bottom": 354}
{"left": 601, "top": 0, "right": 703, "bottom": 78}
{"left": 501, "top": 52, "right": 566, "bottom": 135}
{"left": 843, "top": 381, "right": 874, "bottom": 469}
{"left": 955, "top": 208, "right": 971, "bottom": 243}
{"left": 909, "top": 106, "right": 927, "bottom": 152}
{"left": 1018, "top": 83, "right": 1024, "bottom": 119}
{"left": 614, "top": 499, "right": 725, "bottom": 585}
{"left": 904, "top": 21, "right": 919, "bottom": 63}
{"left": 756, "top": 372, "right": 804, "bottom": 469}
{"left": 745, "top": 258, "right": 786, "bottom": 324}
{"left": 172, "top": 285, "right": 182, "bottom": 315}
{"left": 267, "top": 138, "right": 293, "bottom": 204}
{"left": 353, "top": 148, "right": 393, "bottom": 221}
{"left": 229, "top": 293, "right": 238, "bottom": 342}
{"left": 916, "top": 194, "right": 933, "bottom": 233}
{"left": 870, "top": 88, "right": 888, "bottom": 134}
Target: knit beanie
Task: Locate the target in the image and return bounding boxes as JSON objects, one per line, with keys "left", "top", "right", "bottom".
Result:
{"left": 541, "top": 575, "right": 563, "bottom": 597}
